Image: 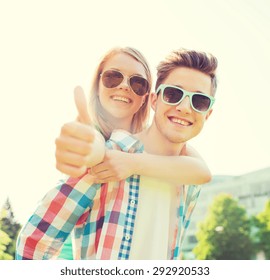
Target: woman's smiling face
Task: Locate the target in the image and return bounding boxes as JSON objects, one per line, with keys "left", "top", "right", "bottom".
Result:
{"left": 98, "top": 53, "right": 148, "bottom": 124}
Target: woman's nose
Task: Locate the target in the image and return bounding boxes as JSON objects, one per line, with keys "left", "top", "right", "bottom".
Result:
{"left": 118, "top": 77, "right": 130, "bottom": 91}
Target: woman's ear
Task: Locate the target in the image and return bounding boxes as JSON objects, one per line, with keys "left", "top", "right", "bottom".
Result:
{"left": 150, "top": 92, "right": 158, "bottom": 111}
{"left": 141, "top": 93, "right": 148, "bottom": 106}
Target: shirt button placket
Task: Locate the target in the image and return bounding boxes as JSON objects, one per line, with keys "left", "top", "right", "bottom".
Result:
{"left": 130, "top": 199, "right": 136, "bottom": 206}
{"left": 125, "top": 234, "right": 131, "bottom": 241}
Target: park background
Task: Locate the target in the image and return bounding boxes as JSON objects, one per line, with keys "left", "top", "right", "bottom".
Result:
{"left": 0, "top": 0, "right": 270, "bottom": 259}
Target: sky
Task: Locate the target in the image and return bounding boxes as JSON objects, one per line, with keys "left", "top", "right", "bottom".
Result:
{"left": 1, "top": 0, "right": 270, "bottom": 224}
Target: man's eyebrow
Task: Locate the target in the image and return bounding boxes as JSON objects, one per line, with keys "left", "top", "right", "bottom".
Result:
{"left": 174, "top": 84, "right": 204, "bottom": 94}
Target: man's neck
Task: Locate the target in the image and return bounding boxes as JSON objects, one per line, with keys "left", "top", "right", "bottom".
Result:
{"left": 136, "top": 126, "right": 186, "bottom": 156}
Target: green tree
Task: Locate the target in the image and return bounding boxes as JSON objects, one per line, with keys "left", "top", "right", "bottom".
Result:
{"left": 0, "top": 198, "right": 22, "bottom": 259}
{"left": 193, "top": 193, "right": 255, "bottom": 260}
{"left": 0, "top": 230, "right": 13, "bottom": 260}
{"left": 252, "top": 200, "right": 270, "bottom": 259}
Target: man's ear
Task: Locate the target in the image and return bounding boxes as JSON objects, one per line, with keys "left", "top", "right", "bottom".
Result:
{"left": 205, "top": 108, "right": 213, "bottom": 121}
{"left": 150, "top": 92, "right": 158, "bottom": 111}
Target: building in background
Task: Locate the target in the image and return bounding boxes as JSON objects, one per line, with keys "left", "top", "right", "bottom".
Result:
{"left": 183, "top": 167, "right": 270, "bottom": 259}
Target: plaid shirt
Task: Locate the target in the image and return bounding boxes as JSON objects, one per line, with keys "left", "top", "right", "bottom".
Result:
{"left": 16, "top": 130, "right": 201, "bottom": 260}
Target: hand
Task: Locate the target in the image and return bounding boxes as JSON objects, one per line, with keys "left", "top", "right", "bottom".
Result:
{"left": 91, "top": 150, "right": 135, "bottom": 183}
{"left": 55, "top": 86, "right": 104, "bottom": 177}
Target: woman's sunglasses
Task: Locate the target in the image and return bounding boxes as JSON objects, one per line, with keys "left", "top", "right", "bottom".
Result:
{"left": 156, "top": 84, "right": 215, "bottom": 114}
{"left": 100, "top": 69, "right": 149, "bottom": 96}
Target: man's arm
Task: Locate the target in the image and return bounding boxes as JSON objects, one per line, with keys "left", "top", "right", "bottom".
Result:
{"left": 16, "top": 176, "right": 96, "bottom": 260}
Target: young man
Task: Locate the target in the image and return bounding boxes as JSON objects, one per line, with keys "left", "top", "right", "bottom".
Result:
{"left": 16, "top": 48, "right": 218, "bottom": 260}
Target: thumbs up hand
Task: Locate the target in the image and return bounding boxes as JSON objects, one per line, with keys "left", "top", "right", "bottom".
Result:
{"left": 74, "top": 86, "right": 92, "bottom": 125}
{"left": 55, "top": 86, "right": 105, "bottom": 178}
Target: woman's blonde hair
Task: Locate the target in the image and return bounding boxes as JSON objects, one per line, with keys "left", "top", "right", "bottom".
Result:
{"left": 89, "top": 47, "right": 152, "bottom": 140}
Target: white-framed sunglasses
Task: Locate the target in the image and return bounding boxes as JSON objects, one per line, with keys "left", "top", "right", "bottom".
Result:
{"left": 156, "top": 84, "right": 215, "bottom": 114}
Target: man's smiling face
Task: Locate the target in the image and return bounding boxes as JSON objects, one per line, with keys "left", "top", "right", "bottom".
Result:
{"left": 152, "top": 67, "right": 213, "bottom": 144}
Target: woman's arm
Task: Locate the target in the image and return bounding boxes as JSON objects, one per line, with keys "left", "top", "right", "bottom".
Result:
{"left": 55, "top": 86, "right": 106, "bottom": 178}
{"left": 55, "top": 122, "right": 106, "bottom": 178}
{"left": 91, "top": 144, "right": 212, "bottom": 185}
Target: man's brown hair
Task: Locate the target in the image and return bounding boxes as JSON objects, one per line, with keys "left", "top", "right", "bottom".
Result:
{"left": 156, "top": 48, "right": 218, "bottom": 96}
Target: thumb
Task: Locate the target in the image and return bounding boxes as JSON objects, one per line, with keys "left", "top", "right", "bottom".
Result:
{"left": 74, "top": 86, "right": 92, "bottom": 125}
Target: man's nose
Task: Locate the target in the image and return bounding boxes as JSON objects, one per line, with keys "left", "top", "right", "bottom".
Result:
{"left": 175, "top": 96, "right": 192, "bottom": 114}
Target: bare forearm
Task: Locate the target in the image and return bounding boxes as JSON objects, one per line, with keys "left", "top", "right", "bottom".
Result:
{"left": 132, "top": 153, "right": 212, "bottom": 185}
{"left": 86, "top": 130, "right": 106, "bottom": 167}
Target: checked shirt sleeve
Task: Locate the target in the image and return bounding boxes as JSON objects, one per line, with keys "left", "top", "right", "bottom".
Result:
{"left": 16, "top": 176, "right": 100, "bottom": 260}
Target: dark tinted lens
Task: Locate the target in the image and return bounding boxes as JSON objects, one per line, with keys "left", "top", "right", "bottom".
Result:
{"left": 102, "top": 70, "right": 123, "bottom": 88}
{"left": 130, "top": 76, "right": 149, "bottom": 96}
{"left": 192, "top": 94, "right": 211, "bottom": 112}
{"left": 163, "top": 87, "right": 183, "bottom": 104}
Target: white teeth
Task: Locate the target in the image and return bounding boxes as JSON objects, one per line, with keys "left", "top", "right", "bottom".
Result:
{"left": 112, "top": 96, "right": 131, "bottom": 103}
{"left": 171, "top": 117, "right": 190, "bottom": 126}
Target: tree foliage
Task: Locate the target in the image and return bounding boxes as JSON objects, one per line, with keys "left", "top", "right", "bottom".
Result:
{"left": 193, "top": 193, "right": 255, "bottom": 260}
{"left": 252, "top": 200, "right": 270, "bottom": 259}
{"left": 0, "top": 198, "right": 22, "bottom": 259}
{"left": 0, "top": 230, "right": 13, "bottom": 260}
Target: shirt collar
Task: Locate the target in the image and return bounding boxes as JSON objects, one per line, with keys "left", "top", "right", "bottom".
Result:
{"left": 107, "top": 129, "right": 144, "bottom": 153}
